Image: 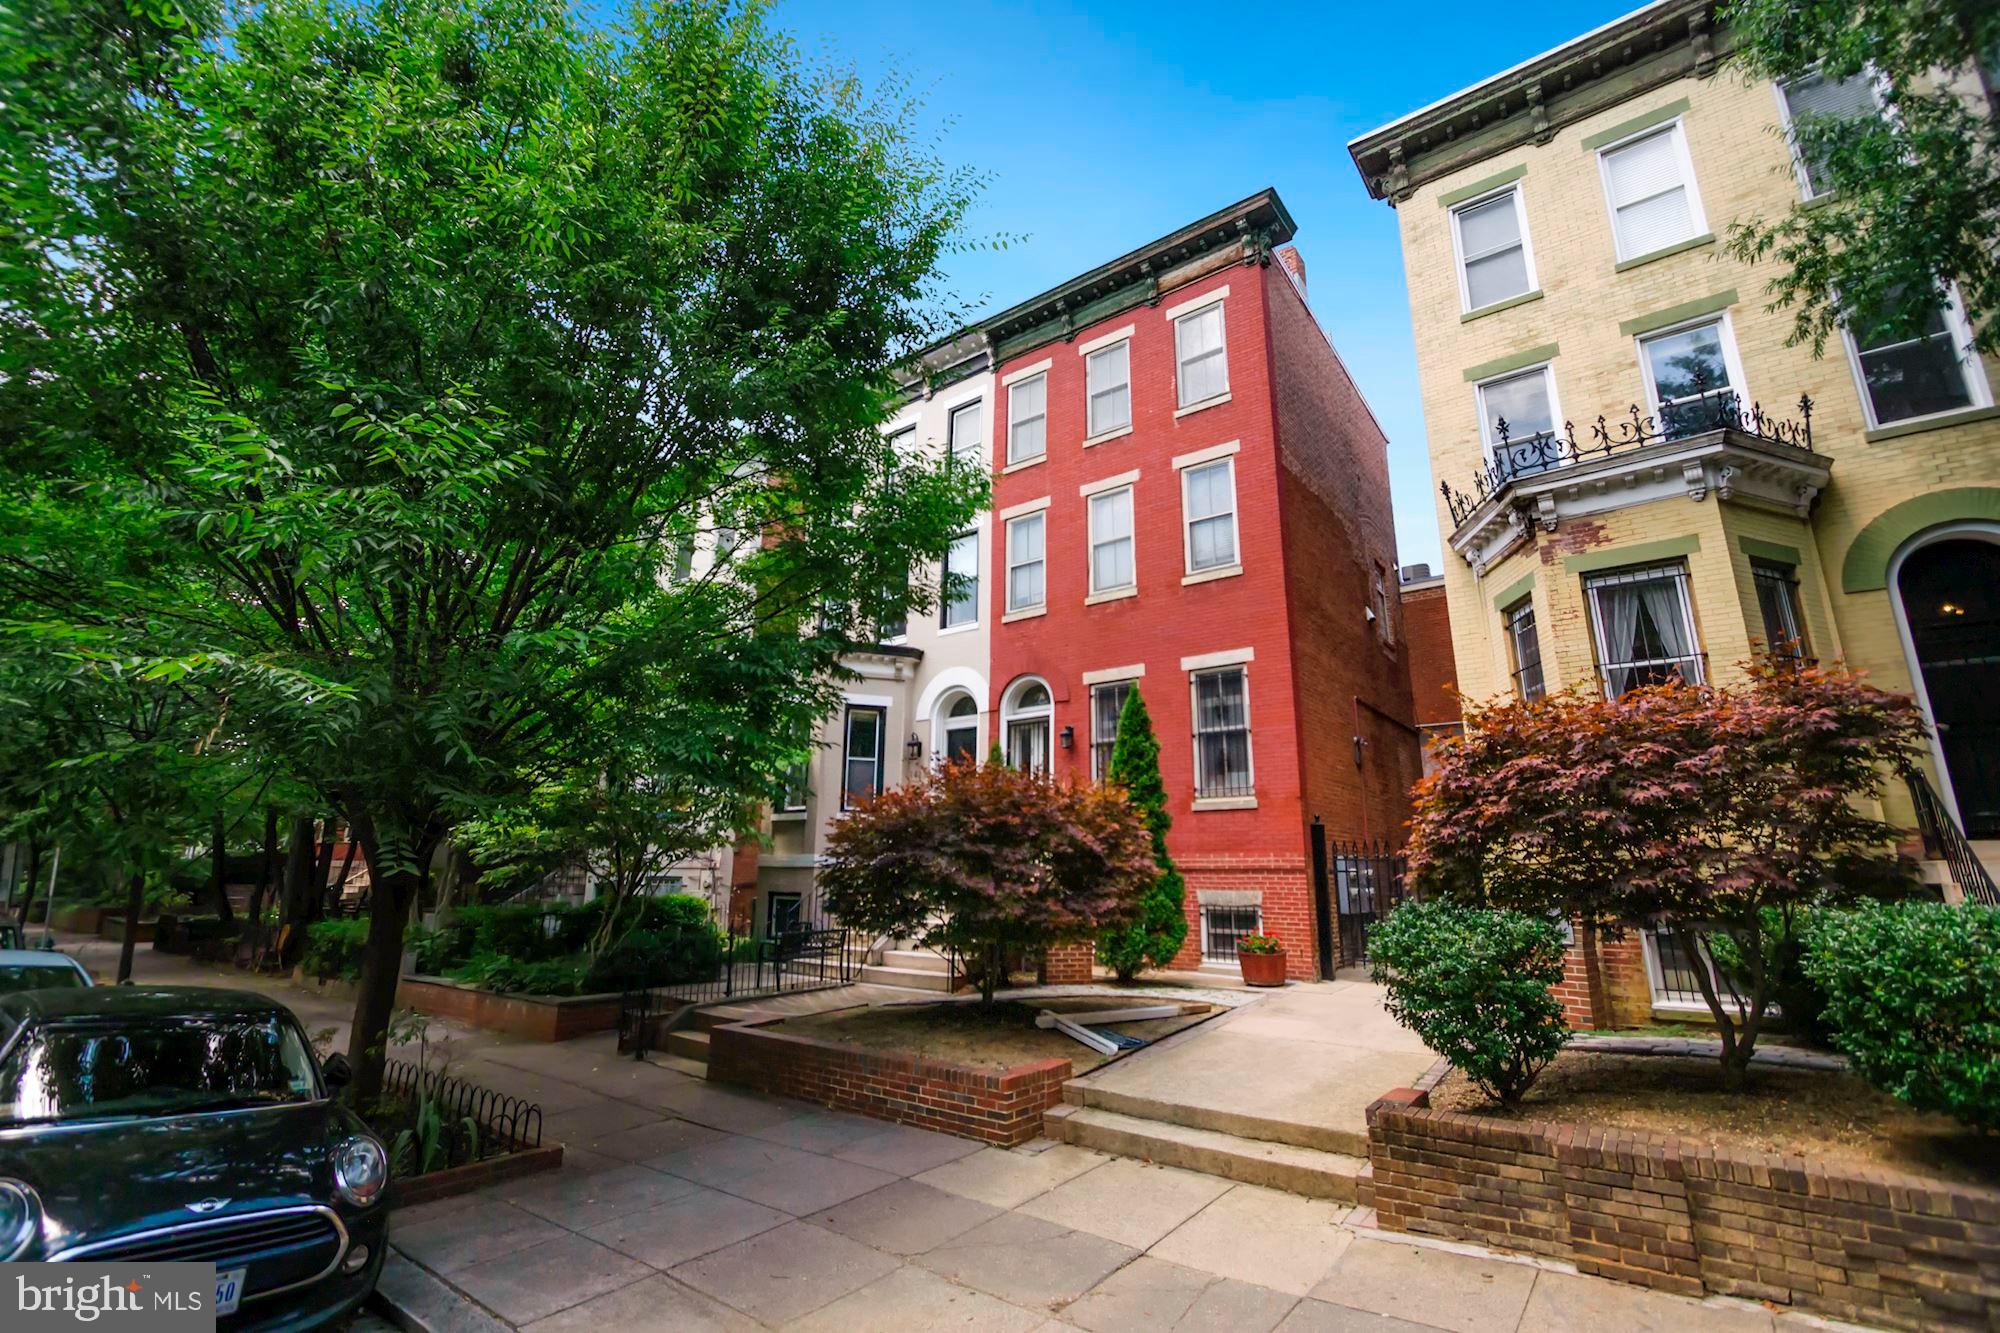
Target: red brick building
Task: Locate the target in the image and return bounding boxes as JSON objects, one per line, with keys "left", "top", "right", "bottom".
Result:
{"left": 983, "top": 191, "right": 1420, "bottom": 981}
{"left": 1397, "top": 565, "right": 1463, "bottom": 771}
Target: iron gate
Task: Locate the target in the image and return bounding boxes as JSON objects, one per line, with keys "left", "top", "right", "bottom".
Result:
{"left": 1314, "top": 836, "right": 1410, "bottom": 971}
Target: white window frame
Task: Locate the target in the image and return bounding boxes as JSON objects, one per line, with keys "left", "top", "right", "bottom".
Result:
{"left": 1000, "top": 676, "right": 1054, "bottom": 775}
{"left": 1200, "top": 903, "right": 1263, "bottom": 966}
{"left": 1472, "top": 362, "right": 1562, "bottom": 458}
{"left": 1173, "top": 301, "right": 1230, "bottom": 409}
{"left": 1189, "top": 664, "right": 1255, "bottom": 801}
{"left": 1086, "top": 340, "right": 1133, "bottom": 439}
{"left": 840, "top": 705, "right": 886, "bottom": 811}
{"left": 941, "top": 530, "right": 979, "bottom": 631}
{"left": 932, "top": 689, "right": 982, "bottom": 768}
{"left": 1089, "top": 679, "right": 1135, "bottom": 782}
{"left": 1004, "top": 511, "right": 1046, "bottom": 614}
{"left": 1595, "top": 119, "right": 1708, "bottom": 264}
{"left": 1179, "top": 456, "right": 1241, "bottom": 577}
{"left": 1635, "top": 312, "right": 1750, "bottom": 421}
{"left": 1583, "top": 561, "right": 1706, "bottom": 697}
{"left": 948, "top": 398, "right": 985, "bottom": 466}
{"left": 1007, "top": 372, "right": 1047, "bottom": 466}
{"left": 1087, "top": 484, "right": 1137, "bottom": 596}
{"left": 1837, "top": 284, "right": 1992, "bottom": 431}
{"left": 1449, "top": 184, "right": 1539, "bottom": 315}
{"left": 1772, "top": 68, "right": 1885, "bottom": 202}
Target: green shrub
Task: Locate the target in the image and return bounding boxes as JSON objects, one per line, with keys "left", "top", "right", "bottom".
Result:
{"left": 1368, "top": 899, "right": 1570, "bottom": 1105}
{"left": 582, "top": 926, "right": 721, "bottom": 993}
{"left": 302, "top": 918, "right": 370, "bottom": 982}
{"left": 452, "top": 952, "right": 587, "bottom": 997}
{"left": 1803, "top": 901, "right": 2000, "bottom": 1132}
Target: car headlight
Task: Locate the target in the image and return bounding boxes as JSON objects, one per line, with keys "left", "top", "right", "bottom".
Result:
{"left": 0, "top": 1179, "right": 40, "bottom": 1259}
{"left": 332, "top": 1136, "right": 388, "bottom": 1208}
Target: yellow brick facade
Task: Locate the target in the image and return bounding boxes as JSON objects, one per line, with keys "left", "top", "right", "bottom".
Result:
{"left": 1387, "top": 56, "right": 2000, "bottom": 836}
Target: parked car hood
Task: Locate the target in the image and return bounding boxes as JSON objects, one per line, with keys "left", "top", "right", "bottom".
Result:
{"left": 0, "top": 1101, "right": 358, "bottom": 1254}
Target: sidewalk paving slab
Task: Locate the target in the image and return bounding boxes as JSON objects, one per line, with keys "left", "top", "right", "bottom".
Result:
{"left": 779, "top": 1264, "right": 1046, "bottom": 1333}
{"left": 915, "top": 1211, "right": 1137, "bottom": 1309}
{"left": 445, "top": 1230, "right": 651, "bottom": 1326}
{"left": 516, "top": 1275, "right": 759, "bottom": 1333}
{"left": 579, "top": 1183, "right": 790, "bottom": 1269}
{"left": 391, "top": 1200, "right": 570, "bottom": 1276}
{"left": 1518, "top": 1269, "right": 1775, "bottom": 1332}
{"left": 1306, "top": 1238, "right": 1538, "bottom": 1333}
{"left": 1274, "top": 1298, "right": 1439, "bottom": 1332}
{"left": 912, "top": 1143, "right": 1110, "bottom": 1210}
{"left": 1062, "top": 1255, "right": 1298, "bottom": 1333}
{"left": 669, "top": 1220, "right": 901, "bottom": 1324}
{"left": 830, "top": 1122, "right": 988, "bottom": 1175}
{"left": 498, "top": 1161, "right": 701, "bottom": 1230}
{"left": 1147, "top": 1183, "right": 1354, "bottom": 1297}
{"left": 1016, "top": 1157, "right": 1232, "bottom": 1251}
{"left": 806, "top": 1179, "right": 1004, "bottom": 1256}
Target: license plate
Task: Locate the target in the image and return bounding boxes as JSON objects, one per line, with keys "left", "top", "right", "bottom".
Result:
{"left": 215, "top": 1267, "right": 246, "bottom": 1317}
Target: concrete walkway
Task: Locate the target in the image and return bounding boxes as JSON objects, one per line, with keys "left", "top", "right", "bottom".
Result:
{"left": 50, "top": 938, "right": 1862, "bottom": 1331}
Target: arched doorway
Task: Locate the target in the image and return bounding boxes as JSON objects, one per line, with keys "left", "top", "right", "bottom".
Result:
{"left": 933, "top": 691, "right": 981, "bottom": 765}
{"left": 1895, "top": 533, "right": 2000, "bottom": 837}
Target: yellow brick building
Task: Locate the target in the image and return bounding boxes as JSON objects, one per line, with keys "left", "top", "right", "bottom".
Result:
{"left": 1350, "top": 0, "right": 2000, "bottom": 912}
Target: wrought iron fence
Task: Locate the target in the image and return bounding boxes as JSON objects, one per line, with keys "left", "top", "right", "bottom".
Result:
{"left": 1328, "top": 839, "right": 1412, "bottom": 970}
{"left": 1906, "top": 766, "right": 1999, "bottom": 907}
{"left": 379, "top": 1058, "right": 543, "bottom": 1171}
{"left": 1442, "top": 380, "right": 1815, "bottom": 527}
{"left": 618, "top": 914, "right": 855, "bottom": 1057}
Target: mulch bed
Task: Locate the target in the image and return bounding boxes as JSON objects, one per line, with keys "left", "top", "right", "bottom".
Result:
{"left": 1431, "top": 1048, "right": 1995, "bottom": 1190}
{"left": 777, "top": 996, "right": 1212, "bottom": 1074}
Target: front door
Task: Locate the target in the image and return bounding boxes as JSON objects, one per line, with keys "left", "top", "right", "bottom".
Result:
{"left": 1900, "top": 538, "right": 2000, "bottom": 837}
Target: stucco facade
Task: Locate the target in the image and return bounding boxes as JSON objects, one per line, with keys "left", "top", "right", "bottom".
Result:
{"left": 1351, "top": 0, "right": 2000, "bottom": 911}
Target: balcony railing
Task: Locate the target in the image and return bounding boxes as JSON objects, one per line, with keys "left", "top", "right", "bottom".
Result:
{"left": 1443, "top": 380, "right": 1815, "bottom": 529}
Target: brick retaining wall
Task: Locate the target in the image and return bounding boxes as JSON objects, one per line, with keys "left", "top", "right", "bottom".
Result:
{"left": 396, "top": 977, "right": 623, "bottom": 1042}
{"left": 1366, "top": 1088, "right": 2000, "bottom": 1330}
{"left": 707, "top": 1019, "right": 1071, "bottom": 1146}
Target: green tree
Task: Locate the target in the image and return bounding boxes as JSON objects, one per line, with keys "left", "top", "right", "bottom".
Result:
{"left": 1722, "top": 0, "right": 2000, "bottom": 354}
{"left": 1095, "top": 688, "right": 1187, "bottom": 980}
{"left": 1, "top": 0, "right": 982, "bottom": 1099}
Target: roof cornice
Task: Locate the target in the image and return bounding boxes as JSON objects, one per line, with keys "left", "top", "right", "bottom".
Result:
{"left": 1348, "top": 0, "right": 1728, "bottom": 205}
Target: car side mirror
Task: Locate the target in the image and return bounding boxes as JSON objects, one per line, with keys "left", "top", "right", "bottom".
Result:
{"left": 322, "top": 1054, "right": 353, "bottom": 1090}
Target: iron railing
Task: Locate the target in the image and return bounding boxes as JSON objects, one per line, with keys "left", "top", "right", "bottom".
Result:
{"left": 379, "top": 1059, "right": 544, "bottom": 1170}
{"left": 618, "top": 916, "right": 855, "bottom": 1057}
{"left": 1906, "top": 767, "right": 1999, "bottom": 907}
{"left": 1443, "top": 381, "right": 1815, "bottom": 528}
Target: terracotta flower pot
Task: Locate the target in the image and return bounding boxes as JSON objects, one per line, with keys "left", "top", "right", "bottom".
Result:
{"left": 1238, "top": 950, "right": 1288, "bottom": 987}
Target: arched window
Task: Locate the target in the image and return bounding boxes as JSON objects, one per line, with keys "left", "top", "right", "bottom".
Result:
{"left": 934, "top": 692, "right": 980, "bottom": 766}
{"left": 1001, "top": 678, "right": 1054, "bottom": 774}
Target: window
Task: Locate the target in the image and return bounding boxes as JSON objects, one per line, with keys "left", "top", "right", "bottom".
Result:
{"left": 1778, "top": 71, "right": 1878, "bottom": 199}
{"left": 949, "top": 400, "right": 984, "bottom": 466}
{"left": 1201, "top": 905, "right": 1261, "bottom": 964}
{"left": 1089, "top": 486, "right": 1136, "bottom": 594}
{"left": 1003, "top": 680, "right": 1052, "bottom": 774}
{"left": 1174, "top": 304, "right": 1229, "bottom": 407}
{"left": 1475, "top": 365, "right": 1559, "bottom": 466}
{"left": 841, "top": 706, "right": 886, "bottom": 809}
{"left": 766, "top": 892, "right": 803, "bottom": 939}
{"left": 1007, "top": 373, "right": 1047, "bottom": 465}
{"left": 1181, "top": 458, "right": 1239, "bottom": 573}
{"left": 1086, "top": 340, "right": 1131, "bottom": 437}
{"left": 1373, "top": 564, "right": 1394, "bottom": 645}
{"left": 1752, "top": 559, "right": 1811, "bottom": 663}
{"left": 941, "top": 531, "right": 978, "bottom": 628}
{"left": 1090, "top": 680, "right": 1134, "bottom": 781}
{"left": 671, "top": 530, "right": 695, "bottom": 583}
{"left": 779, "top": 761, "right": 809, "bottom": 812}
{"left": 1005, "top": 512, "right": 1046, "bottom": 613}
{"left": 940, "top": 693, "right": 980, "bottom": 765}
{"left": 1638, "top": 317, "right": 1743, "bottom": 438}
{"left": 1584, "top": 563, "right": 1704, "bottom": 697}
{"left": 886, "top": 424, "right": 917, "bottom": 454}
{"left": 1451, "top": 187, "right": 1535, "bottom": 312}
{"left": 1846, "top": 291, "right": 1983, "bottom": 427}
{"left": 1191, "top": 666, "right": 1253, "bottom": 798}
{"left": 1598, "top": 123, "right": 1703, "bottom": 262}
{"left": 1504, "top": 599, "right": 1546, "bottom": 701}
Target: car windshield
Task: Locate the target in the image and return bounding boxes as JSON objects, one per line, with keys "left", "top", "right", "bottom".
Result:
{"left": 0, "top": 965, "right": 86, "bottom": 995}
{"left": 0, "top": 1015, "right": 320, "bottom": 1125}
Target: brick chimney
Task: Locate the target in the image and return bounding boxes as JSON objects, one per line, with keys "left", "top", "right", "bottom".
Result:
{"left": 1276, "top": 245, "right": 1306, "bottom": 300}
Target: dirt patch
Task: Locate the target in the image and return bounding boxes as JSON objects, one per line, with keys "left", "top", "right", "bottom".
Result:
{"left": 777, "top": 997, "right": 1214, "bottom": 1074}
{"left": 1432, "top": 1050, "right": 1995, "bottom": 1190}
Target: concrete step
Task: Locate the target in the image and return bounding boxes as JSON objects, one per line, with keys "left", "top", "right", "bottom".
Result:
{"left": 858, "top": 964, "right": 958, "bottom": 992}
{"left": 1046, "top": 1105, "right": 1365, "bottom": 1202}
{"left": 881, "top": 949, "right": 952, "bottom": 974}
{"left": 1061, "top": 1083, "right": 1368, "bottom": 1158}
{"left": 664, "top": 1028, "right": 710, "bottom": 1063}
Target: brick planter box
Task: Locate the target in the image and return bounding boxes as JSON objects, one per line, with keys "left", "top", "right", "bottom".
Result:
{"left": 395, "top": 976, "right": 623, "bottom": 1043}
{"left": 49, "top": 906, "right": 104, "bottom": 934}
{"left": 707, "top": 1018, "right": 1071, "bottom": 1146}
{"left": 1365, "top": 1088, "right": 2000, "bottom": 1331}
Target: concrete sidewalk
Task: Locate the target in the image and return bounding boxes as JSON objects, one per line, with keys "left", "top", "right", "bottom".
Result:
{"left": 63, "top": 940, "right": 1859, "bottom": 1331}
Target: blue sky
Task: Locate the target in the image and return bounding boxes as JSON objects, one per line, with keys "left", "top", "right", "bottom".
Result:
{"left": 766, "top": 0, "right": 1624, "bottom": 571}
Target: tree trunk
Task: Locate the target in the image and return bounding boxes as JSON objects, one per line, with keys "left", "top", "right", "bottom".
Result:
{"left": 14, "top": 839, "right": 42, "bottom": 928}
{"left": 346, "top": 864, "right": 417, "bottom": 1107}
{"left": 116, "top": 870, "right": 144, "bottom": 983}
{"left": 276, "top": 816, "right": 315, "bottom": 968}
{"left": 208, "top": 814, "right": 234, "bottom": 926}
{"left": 242, "top": 808, "right": 279, "bottom": 966}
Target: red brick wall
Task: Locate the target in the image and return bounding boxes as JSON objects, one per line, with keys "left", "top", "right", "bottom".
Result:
{"left": 1367, "top": 1090, "right": 2000, "bottom": 1330}
{"left": 1041, "top": 941, "right": 1095, "bottom": 984}
{"left": 708, "top": 1019, "right": 1071, "bottom": 1146}
{"left": 1555, "top": 928, "right": 1653, "bottom": 1029}
{"left": 1263, "top": 264, "right": 1422, "bottom": 853}
{"left": 1398, "top": 581, "right": 1458, "bottom": 730}
{"left": 1174, "top": 856, "right": 1316, "bottom": 980}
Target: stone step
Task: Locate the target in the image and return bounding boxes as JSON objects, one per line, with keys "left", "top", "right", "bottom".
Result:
{"left": 858, "top": 963, "right": 958, "bottom": 992}
{"left": 1046, "top": 1105, "right": 1365, "bottom": 1202}
{"left": 664, "top": 1028, "right": 710, "bottom": 1063}
{"left": 1061, "top": 1082, "right": 1368, "bottom": 1158}
{"left": 881, "top": 949, "right": 953, "bottom": 974}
